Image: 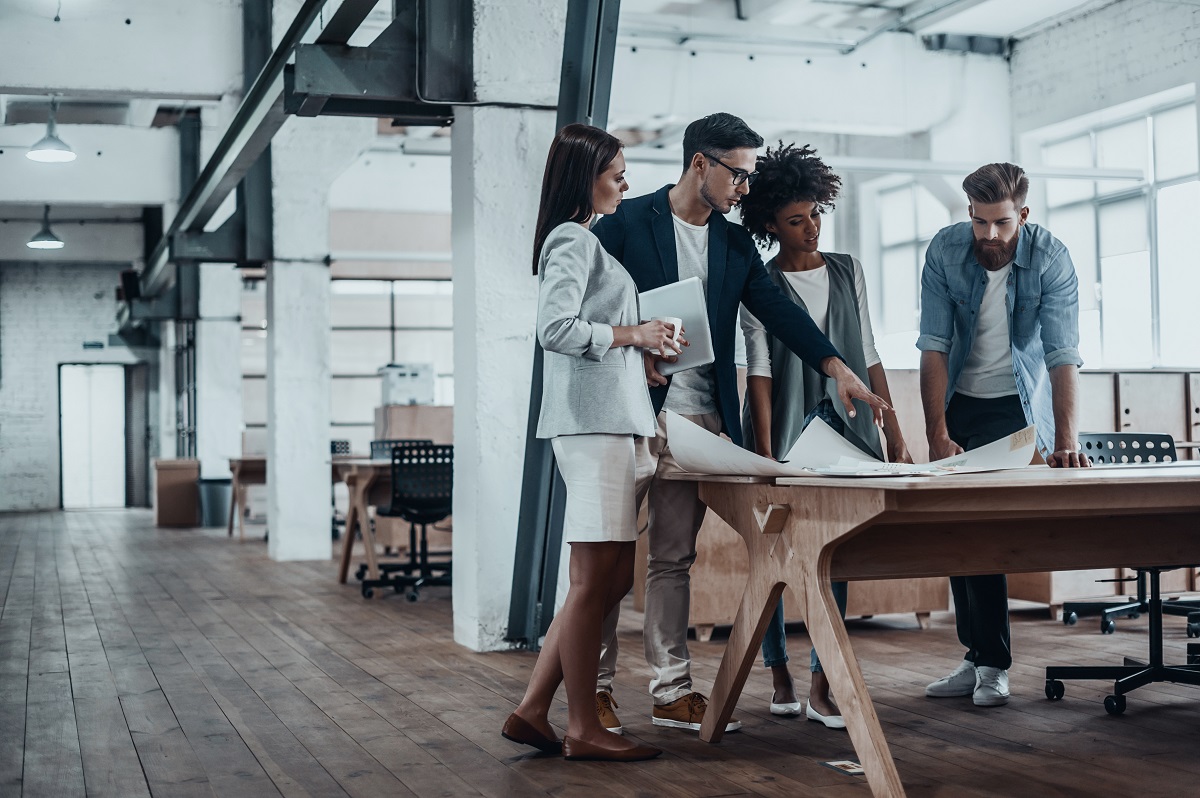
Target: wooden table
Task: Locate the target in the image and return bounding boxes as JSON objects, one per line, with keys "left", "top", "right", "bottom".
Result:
{"left": 674, "top": 464, "right": 1200, "bottom": 798}
{"left": 334, "top": 458, "right": 393, "bottom": 590}
{"left": 227, "top": 456, "right": 358, "bottom": 542}
{"left": 228, "top": 457, "right": 267, "bottom": 541}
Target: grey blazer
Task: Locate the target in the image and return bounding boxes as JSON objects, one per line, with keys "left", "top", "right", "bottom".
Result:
{"left": 535, "top": 223, "right": 657, "bottom": 439}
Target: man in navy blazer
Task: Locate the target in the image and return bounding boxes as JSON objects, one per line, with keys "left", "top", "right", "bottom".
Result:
{"left": 586, "top": 113, "right": 887, "bottom": 734}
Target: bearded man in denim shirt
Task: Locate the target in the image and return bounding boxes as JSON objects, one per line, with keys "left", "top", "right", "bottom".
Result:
{"left": 918, "top": 162, "right": 1089, "bottom": 709}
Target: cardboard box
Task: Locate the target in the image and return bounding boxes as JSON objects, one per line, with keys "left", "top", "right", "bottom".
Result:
{"left": 153, "top": 458, "right": 200, "bottom": 527}
{"left": 373, "top": 404, "right": 453, "bottom": 443}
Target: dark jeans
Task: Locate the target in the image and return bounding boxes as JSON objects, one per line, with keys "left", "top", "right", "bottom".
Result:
{"left": 761, "top": 398, "right": 848, "bottom": 671}
{"left": 944, "top": 392, "right": 1026, "bottom": 670}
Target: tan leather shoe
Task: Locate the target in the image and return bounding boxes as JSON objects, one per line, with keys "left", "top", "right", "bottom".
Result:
{"left": 595, "top": 691, "right": 623, "bottom": 734}
{"left": 501, "top": 713, "right": 562, "bottom": 754}
{"left": 652, "top": 692, "right": 742, "bottom": 732}
{"left": 562, "top": 735, "right": 662, "bottom": 762}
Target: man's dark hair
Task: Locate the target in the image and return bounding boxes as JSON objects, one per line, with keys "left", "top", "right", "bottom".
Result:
{"left": 681, "top": 112, "right": 764, "bottom": 171}
{"left": 962, "top": 162, "right": 1029, "bottom": 207}
{"left": 739, "top": 142, "right": 841, "bottom": 247}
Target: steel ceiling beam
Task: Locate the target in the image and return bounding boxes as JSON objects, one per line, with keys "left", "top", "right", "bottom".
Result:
{"left": 139, "top": 0, "right": 382, "bottom": 299}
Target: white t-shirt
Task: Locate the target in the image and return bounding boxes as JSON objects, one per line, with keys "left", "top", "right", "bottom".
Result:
{"left": 739, "top": 257, "right": 880, "bottom": 379}
{"left": 663, "top": 215, "right": 718, "bottom": 415}
{"left": 957, "top": 263, "right": 1018, "bottom": 398}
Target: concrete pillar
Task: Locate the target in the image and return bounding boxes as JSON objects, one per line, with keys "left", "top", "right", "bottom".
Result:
{"left": 195, "top": 263, "right": 243, "bottom": 478}
{"left": 451, "top": 1, "right": 565, "bottom": 652}
{"left": 266, "top": 112, "right": 373, "bottom": 561}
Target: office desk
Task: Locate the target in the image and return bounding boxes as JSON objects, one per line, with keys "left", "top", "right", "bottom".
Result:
{"left": 673, "top": 464, "right": 1200, "bottom": 798}
{"left": 228, "top": 457, "right": 267, "bottom": 541}
{"left": 334, "top": 458, "right": 393, "bottom": 591}
{"left": 228, "top": 456, "right": 357, "bottom": 542}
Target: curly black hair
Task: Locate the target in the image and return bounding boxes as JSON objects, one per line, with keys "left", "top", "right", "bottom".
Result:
{"left": 739, "top": 142, "right": 842, "bottom": 247}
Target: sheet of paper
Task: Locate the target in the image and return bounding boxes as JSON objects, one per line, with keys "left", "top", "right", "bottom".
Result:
{"left": 664, "top": 411, "right": 809, "bottom": 477}
{"left": 664, "top": 410, "right": 1037, "bottom": 478}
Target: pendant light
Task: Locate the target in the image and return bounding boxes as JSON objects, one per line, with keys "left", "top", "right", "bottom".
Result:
{"left": 27, "top": 206, "right": 65, "bottom": 250}
{"left": 26, "top": 98, "right": 76, "bottom": 163}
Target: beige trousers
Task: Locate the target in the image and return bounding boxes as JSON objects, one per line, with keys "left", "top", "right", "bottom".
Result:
{"left": 591, "top": 410, "right": 722, "bottom": 704}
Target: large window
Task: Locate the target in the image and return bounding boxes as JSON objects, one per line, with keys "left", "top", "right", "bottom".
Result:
{"left": 1041, "top": 101, "right": 1199, "bottom": 368}
{"left": 241, "top": 279, "right": 453, "bottom": 453}
{"left": 873, "top": 182, "right": 951, "bottom": 369}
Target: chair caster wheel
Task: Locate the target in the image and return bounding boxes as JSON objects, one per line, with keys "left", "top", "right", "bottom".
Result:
{"left": 1045, "top": 679, "right": 1065, "bottom": 701}
{"left": 1064, "top": 612, "right": 1078, "bottom": 626}
{"left": 355, "top": 565, "right": 367, "bottom": 581}
{"left": 1128, "top": 612, "right": 1140, "bottom": 620}
{"left": 1104, "top": 694, "right": 1126, "bottom": 716}
{"left": 361, "top": 586, "right": 374, "bottom": 599}
{"left": 406, "top": 591, "right": 419, "bottom": 602}
{"left": 1187, "top": 624, "right": 1199, "bottom": 639}
{"left": 1100, "top": 619, "right": 1116, "bottom": 635}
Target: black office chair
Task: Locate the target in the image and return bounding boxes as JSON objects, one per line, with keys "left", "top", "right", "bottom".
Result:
{"left": 1060, "top": 433, "right": 1200, "bottom": 636}
{"left": 358, "top": 442, "right": 453, "bottom": 601}
{"left": 1045, "top": 432, "right": 1200, "bottom": 714}
{"left": 330, "top": 440, "right": 352, "bottom": 540}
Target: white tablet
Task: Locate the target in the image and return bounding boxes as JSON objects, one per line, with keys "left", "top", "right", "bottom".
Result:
{"left": 638, "top": 276, "right": 716, "bottom": 376}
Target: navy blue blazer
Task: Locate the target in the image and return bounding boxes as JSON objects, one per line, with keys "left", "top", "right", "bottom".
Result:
{"left": 593, "top": 184, "right": 843, "bottom": 447}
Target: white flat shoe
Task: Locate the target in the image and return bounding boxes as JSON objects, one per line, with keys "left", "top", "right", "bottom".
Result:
{"left": 805, "top": 703, "right": 846, "bottom": 729}
{"left": 769, "top": 700, "right": 803, "bottom": 716}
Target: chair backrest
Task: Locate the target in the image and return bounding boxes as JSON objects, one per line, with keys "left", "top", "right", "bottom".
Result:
{"left": 1079, "top": 432, "right": 1177, "bottom": 465}
{"left": 389, "top": 442, "right": 453, "bottom": 523}
{"left": 330, "top": 439, "right": 352, "bottom": 456}
{"left": 370, "top": 438, "right": 432, "bottom": 460}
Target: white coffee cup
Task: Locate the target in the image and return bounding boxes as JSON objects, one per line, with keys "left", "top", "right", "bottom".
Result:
{"left": 650, "top": 315, "right": 683, "bottom": 356}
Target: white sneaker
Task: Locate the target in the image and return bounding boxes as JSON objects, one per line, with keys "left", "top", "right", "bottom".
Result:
{"left": 973, "top": 667, "right": 1010, "bottom": 706}
{"left": 925, "top": 659, "right": 977, "bottom": 697}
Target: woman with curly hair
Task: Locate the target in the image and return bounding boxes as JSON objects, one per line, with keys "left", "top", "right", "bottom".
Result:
{"left": 738, "top": 142, "right": 912, "bottom": 729}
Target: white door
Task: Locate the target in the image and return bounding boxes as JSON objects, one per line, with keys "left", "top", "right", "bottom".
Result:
{"left": 60, "top": 365, "right": 127, "bottom": 509}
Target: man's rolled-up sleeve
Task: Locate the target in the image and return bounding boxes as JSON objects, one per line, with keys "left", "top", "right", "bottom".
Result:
{"left": 1039, "top": 246, "right": 1083, "bottom": 370}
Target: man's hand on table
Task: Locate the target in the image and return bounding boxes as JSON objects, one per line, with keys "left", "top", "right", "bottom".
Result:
{"left": 1047, "top": 443, "right": 1090, "bottom": 468}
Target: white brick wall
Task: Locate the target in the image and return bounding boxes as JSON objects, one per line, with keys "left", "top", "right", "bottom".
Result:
{"left": 1011, "top": 0, "right": 1200, "bottom": 134}
{"left": 0, "top": 263, "right": 146, "bottom": 511}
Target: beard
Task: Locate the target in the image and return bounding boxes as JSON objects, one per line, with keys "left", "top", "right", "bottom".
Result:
{"left": 973, "top": 233, "right": 1018, "bottom": 271}
{"left": 699, "top": 180, "right": 733, "bottom": 214}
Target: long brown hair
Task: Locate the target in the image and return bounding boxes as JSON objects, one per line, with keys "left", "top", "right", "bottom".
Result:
{"left": 532, "top": 123, "right": 622, "bottom": 274}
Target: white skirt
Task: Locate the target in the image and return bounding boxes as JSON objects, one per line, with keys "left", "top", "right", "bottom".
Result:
{"left": 551, "top": 433, "right": 640, "bottom": 543}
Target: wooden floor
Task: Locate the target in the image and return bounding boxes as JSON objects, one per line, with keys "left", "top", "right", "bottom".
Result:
{"left": 2, "top": 511, "right": 1198, "bottom": 798}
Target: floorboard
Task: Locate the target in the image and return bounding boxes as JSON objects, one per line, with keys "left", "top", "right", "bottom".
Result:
{"left": 1, "top": 509, "right": 1197, "bottom": 798}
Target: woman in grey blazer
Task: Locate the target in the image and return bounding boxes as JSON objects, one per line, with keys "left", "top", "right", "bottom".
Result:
{"left": 501, "top": 124, "right": 678, "bottom": 762}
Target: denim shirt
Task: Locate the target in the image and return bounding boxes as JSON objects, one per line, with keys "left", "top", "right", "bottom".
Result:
{"left": 917, "top": 221, "right": 1083, "bottom": 456}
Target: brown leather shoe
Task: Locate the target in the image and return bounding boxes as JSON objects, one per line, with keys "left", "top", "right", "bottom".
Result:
{"left": 562, "top": 735, "right": 662, "bottom": 762}
{"left": 595, "top": 691, "right": 623, "bottom": 734}
{"left": 501, "top": 713, "right": 562, "bottom": 754}
{"left": 652, "top": 692, "right": 742, "bottom": 733}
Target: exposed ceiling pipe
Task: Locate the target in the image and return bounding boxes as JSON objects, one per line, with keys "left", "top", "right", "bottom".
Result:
{"left": 620, "top": 0, "right": 990, "bottom": 55}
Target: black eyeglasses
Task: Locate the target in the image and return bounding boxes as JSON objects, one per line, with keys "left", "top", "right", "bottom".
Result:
{"left": 705, "top": 154, "right": 758, "bottom": 187}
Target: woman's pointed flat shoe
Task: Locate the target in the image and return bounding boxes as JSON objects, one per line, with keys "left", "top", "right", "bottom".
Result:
{"left": 562, "top": 736, "right": 662, "bottom": 762}
{"left": 501, "top": 713, "right": 563, "bottom": 754}
{"left": 770, "top": 700, "right": 803, "bottom": 716}
{"left": 805, "top": 703, "right": 847, "bottom": 729}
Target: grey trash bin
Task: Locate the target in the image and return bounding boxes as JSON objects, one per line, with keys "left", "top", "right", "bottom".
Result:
{"left": 197, "top": 478, "right": 233, "bottom": 528}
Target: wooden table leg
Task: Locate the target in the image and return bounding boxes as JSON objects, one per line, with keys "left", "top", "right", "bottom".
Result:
{"left": 805, "top": 548, "right": 905, "bottom": 798}
{"left": 227, "top": 473, "right": 238, "bottom": 538}
{"left": 236, "top": 484, "right": 247, "bottom": 542}
{"left": 700, "top": 486, "right": 792, "bottom": 742}
{"left": 357, "top": 487, "right": 382, "bottom": 583}
{"left": 699, "top": 570, "right": 786, "bottom": 742}
{"left": 337, "top": 473, "right": 359, "bottom": 584}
